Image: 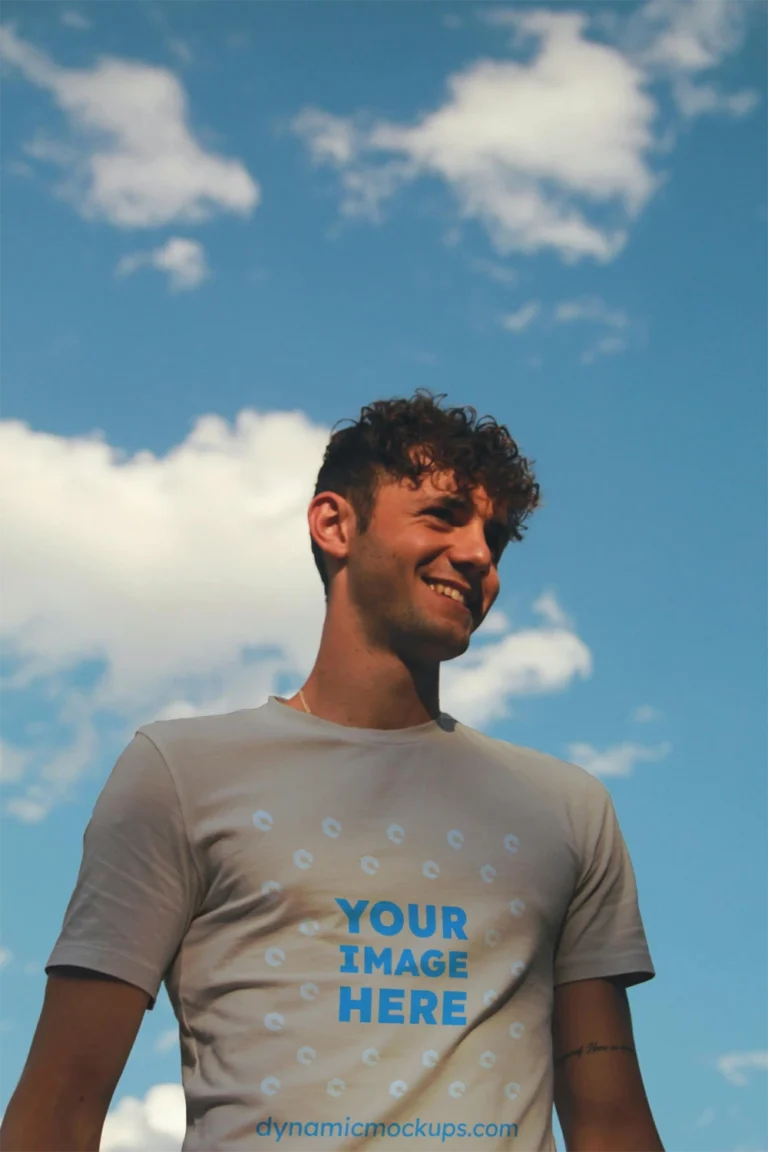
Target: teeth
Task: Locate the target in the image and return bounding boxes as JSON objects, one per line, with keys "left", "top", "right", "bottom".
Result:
{"left": 426, "top": 581, "right": 466, "bottom": 605}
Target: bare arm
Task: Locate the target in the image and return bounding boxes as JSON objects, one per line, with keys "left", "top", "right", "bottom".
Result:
{"left": 552, "top": 976, "right": 664, "bottom": 1152}
{"left": 0, "top": 968, "right": 150, "bottom": 1152}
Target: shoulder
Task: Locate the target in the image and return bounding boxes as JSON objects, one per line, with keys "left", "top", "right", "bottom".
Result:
{"left": 456, "top": 721, "right": 605, "bottom": 791}
{"left": 453, "top": 721, "right": 612, "bottom": 818}
{"left": 137, "top": 705, "right": 267, "bottom": 758}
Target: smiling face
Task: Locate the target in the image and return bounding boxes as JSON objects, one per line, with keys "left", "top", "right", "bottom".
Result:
{"left": 338, "top": 466, "right": 510, "bottom": 666}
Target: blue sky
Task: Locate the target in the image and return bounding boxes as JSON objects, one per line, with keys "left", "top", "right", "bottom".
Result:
{"left": 1, "top": 2, "right": 766, "bottom": 1149}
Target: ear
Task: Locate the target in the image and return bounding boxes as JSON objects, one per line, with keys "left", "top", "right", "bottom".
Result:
{"left": 308, "top": 491, "right": 357, "bottom": 576}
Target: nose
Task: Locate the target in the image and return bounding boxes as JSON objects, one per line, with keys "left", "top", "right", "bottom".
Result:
{"left": 451, "top": 519, "right": 495, "bottom": 574}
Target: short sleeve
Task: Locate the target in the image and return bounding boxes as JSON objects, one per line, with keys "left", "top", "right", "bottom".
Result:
{"left": 45, "top": 732, "right": 204, "bottom": 1009}
{"left": 554, "top": 781, "right": 655, "bottom": 988}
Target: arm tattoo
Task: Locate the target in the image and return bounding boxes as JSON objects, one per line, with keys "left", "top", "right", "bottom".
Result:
{"left": 554, "top": 1041, "right": 636, "bottom": 1068}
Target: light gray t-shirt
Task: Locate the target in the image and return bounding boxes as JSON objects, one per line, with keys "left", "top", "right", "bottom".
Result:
{"left": 47, "top": 697, "right": 654, "bottom": 1151}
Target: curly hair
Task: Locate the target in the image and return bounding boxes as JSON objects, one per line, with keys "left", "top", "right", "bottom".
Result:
{"left": 311, "top": 389, "right": 541, "bottom": 597}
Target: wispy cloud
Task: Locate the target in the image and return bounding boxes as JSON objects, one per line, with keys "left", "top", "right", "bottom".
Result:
{"left": 292, "top": 3, "right": 756, "bottom": 264}
{"left": 0, "top": 945, "right": 12, "bottom": 969}
{"left": 566, "top": 740, "right": 671, "bottom": 777}
{"left": 116, "top": 238, "right": 210, "bottom": 292}
{"left": 623, "top": 0, "right": 759, "bottom": 120}
{"left": 555, "top": 295, "right": 629, "bottom": 329}
{"left": 501, "top": 302, "right": 540, "bottom": 333}
{"left": 717, "top": 1050, "right": 768, "bottom": 1087}
{"left": 60, "top": 10, "right": 91, "bottom": 31}
{"left": 581, "top": 334, "right": 627, "bottom": 365}
{"left": 533, "top": 590, "right": 573, "bottom": 630}
{"left": 471, "top": 257, "right": 517, "bottom": 285}
{"left": 0, "top": 26, "right": 259, "bottom": 228}
{"left": 155, "top": 1028, "right": 178, "bottom": 1054}
{"left": 630, "top": 704, "right": 662, "bottom": 723}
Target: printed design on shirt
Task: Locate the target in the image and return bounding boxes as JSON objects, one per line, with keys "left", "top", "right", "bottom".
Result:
{"left": 251, "top": 808, "right": 527, "bottom": 1105}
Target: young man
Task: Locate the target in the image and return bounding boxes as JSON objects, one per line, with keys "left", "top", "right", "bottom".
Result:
{"left": 1, "top": 391, "right": 663, "bottom": 1152}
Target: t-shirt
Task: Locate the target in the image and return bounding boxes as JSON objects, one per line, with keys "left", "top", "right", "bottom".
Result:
{"left": 47, "top": 696, "right": 655, "bottom": 1152}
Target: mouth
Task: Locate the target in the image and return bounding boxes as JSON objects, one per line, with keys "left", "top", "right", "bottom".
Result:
{"left": 421, "top": 577, "right": 473, "bottom": 615}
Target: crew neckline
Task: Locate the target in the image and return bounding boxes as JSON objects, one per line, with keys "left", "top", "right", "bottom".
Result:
{"left": 266, "top": 695, "right": 453, "bottom": 744}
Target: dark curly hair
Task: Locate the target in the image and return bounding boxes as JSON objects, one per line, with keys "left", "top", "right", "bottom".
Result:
{"left": 311, "top": 389, "right": 541, "bottom": 597}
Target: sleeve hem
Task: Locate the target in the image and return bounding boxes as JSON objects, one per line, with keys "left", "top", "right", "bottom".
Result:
{"left": 45, "top": 944, "right": 162, "bottom": 1008}
{"left": 554, "top": 954, "right": 655, "bottom": 988}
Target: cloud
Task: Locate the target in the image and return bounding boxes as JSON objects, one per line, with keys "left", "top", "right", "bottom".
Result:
{"left": 168, "top": 39, "right": 193, "bottom": 65}
{"left": 581, "top": 334, "right": 627, "bottom": 365}
{"left": 625, "top": 0, "right": 759, "bottom": 119}
{"left": 155, "top": 1028, "right": 178, "bottom": 1054}
{"left": 550, "top": 295, "right": 633, "bottom": 363}
{"left": 533, "top": 591, "right": 573, "bottom": 630}
{"left": 1, "top": 410, "right": 592, "bottom": 820}
{"left": 630, "top": 703, "right": 662, "bottom": 723}
{"left": 0, "top": 26, "right": 259, "bottom": 228}
{"left": 717, "top": 1051, "right": 768, "bottom": 1088}
{"left": 116, "top": 238, "right": 209, "bottom": 291}
{"left": 501, "top": 301, "right": 540, "bottom": 333}
{"left": 293, "top": 4, "right": 756, "bottom": 261}
{"left": 101, "top": 1083, "right": 184, "bottom": 1152}
{"left": 61, "top": 10, "right": 91, "bottom": 31}
{"left": 554, "top": 295, "right": 628, "bottom": 329}
{"left": 293, "top": 11, "right": 658, "bottom": 262}
{"left": 0, "top": 945, "right": 12, "bottom": 969}
{"left": 565, "top": 740, "right": 671, "bottom": 777}
{"left": 471, "top": 257, "right": 517, "bottom": 285}
{"left": 695, "top": 1107, "right": 716, "bottom": 1128}
{"left": 0, "top": 741, "right": 27, "bottom": 783}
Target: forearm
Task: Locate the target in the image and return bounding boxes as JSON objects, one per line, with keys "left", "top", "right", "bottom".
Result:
{"left": 562, "top": 1113, "right": 665, "bottom": 1152}
{"left": 0, "top": 1094, "right": 103, "bottom": 1152}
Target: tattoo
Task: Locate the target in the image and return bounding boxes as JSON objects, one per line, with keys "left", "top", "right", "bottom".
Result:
{"left": 554, "top": 1041, "right": 636, "bottom": 1067}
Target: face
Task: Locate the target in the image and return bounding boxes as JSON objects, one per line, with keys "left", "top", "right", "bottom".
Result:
{"left": 328, "top": 469, "right": 509, "bottom": 666}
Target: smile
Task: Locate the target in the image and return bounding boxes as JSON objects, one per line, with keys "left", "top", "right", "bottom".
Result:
{"left": 422, "top": 579, "right": 471, "bottom": 612}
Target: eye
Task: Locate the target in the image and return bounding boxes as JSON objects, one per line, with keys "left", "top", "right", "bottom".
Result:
{"left": 425, "top": 507, "right": 453, "bottom": 521}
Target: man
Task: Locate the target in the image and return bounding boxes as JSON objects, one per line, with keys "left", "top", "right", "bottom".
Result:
{"left": 1, "top": 390, "right": 663, "bottom": 1151}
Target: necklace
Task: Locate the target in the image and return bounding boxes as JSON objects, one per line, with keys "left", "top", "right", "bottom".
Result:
{"left": 299, "top": 688, "right": 312, "bottom": 715}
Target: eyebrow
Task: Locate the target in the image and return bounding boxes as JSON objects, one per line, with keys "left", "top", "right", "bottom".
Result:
{"left": 421, "top": 494, "right": 511, "bottom": 544}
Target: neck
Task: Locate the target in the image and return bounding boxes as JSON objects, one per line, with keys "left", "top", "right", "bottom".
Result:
{"left": 283, "top": 603, "right": 441, "bottom": 730}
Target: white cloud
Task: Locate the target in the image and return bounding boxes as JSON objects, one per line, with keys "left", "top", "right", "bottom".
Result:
{"left": 566, "top": 740, "right": 671, "bottom": 777}
{"left": 0, "top": 26, "right": 259, "bottom": 228}
{"left": 581, "top": 334, "right": 627, "bottom": 365}
{"left": 293, "top": 11, "right": 657, "bottom": 262}
{"left": 555, "top": 295, "right": 628, "bottom": 329}
{"left": 168, "top": 39, "right": 193, "bottom": 65}
{"left": 293, "top": 108, "right": 361, "bottom": 167}
{"left": 101, "top": 1083, "right": 184, "bottom": 1152}
{"left": 0, "top": 945, "right": 12, "bottom": 969}
{"left": 471, "top": 257, "right": 517, "bottom": 285}
{"left": 630, "top": 703, "right": 662, "bottom": 723}
{"left": 293, "top": 4, "right": 756, "bottom": 260}
{"left": 0, "top": 741, "right": 27, "bottom": 782}
{"left": 1, "top": 409, "right": 593, "bottom": 820}
{"left": 672, "top": 78, "right": 758, "bottom": 120}
{"left": 717, "top": 1051, "right": 768, "bottom": 1088}
{"left": 61, "top": 10, "right": 91, "bottom": 31}
{"left": 501, "top": 301, "right": 539, "bottom": 333}
{"left": 155, "top": 1028, "right": 178, "bottom": 1054}
{"left": 631, "top": 0, "right": 749, "bottom": 73}
{"left": 116, "top": 238, "right": 209, "bottom": 291}
{"left": 533, "top": 590, "right": 572, "bottom": 629}
{"left": 695, "top": 1107, "right": 716, "bottom": 1128}
{"left": 625, "top": 0, "right": 759, "bottom": 120}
